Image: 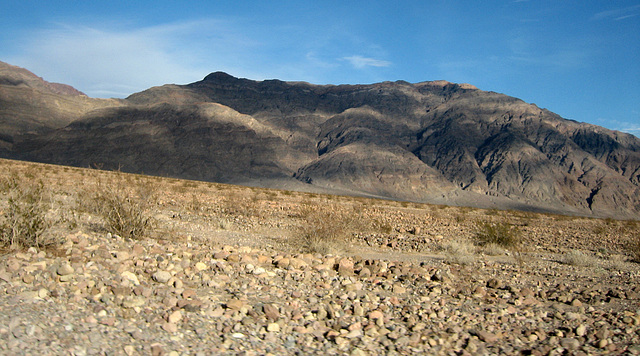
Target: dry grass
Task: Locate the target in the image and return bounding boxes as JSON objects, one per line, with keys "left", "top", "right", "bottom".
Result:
{"left": 79, "top": 173, "right": 156, "bottom": 240}
{"left": 473, "top": 220, "right": 522, "bottom": 250}
{"left": 293, "top": 203, "right": 363, "bottom": 254}
{"left": 0, "top": 174, "right": 55, "bottom": 249}
{"left": 561, "top": 249, "right": 597, "bottom": 267}
{"left": 628, "top": 236, "right": 640, "bottom": 263}
{"left": 438, "top": 239, "right": 476, "bottom": 265}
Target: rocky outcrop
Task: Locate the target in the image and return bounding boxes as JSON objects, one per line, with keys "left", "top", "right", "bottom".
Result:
{"left": 2, "top": 63, "right": 640, "bottom": 218}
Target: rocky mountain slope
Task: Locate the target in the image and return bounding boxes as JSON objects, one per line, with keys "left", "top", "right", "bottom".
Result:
{"left": 1, "top": 61, "right": 639, "bottom": 218}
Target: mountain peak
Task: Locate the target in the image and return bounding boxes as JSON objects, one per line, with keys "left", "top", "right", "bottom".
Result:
{"left": 202, "top": 71, "right": 240, "bottom": 83}
{"left": 0, "top": 60, "right": 85, "bottom": 96}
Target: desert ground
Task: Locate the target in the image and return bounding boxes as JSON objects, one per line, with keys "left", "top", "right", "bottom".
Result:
{"left": 0, "top": 158, "right": 639, "bottom": 355}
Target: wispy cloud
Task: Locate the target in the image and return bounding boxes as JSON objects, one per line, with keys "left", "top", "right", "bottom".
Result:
{"left": 5, "top": 19, "right": 262, "bottom": 97}
{"left": 343, "top": 55, "right": 391, "bottom": 69}
{"left": 592, "top": 5, "right": 640, "bottom": 21}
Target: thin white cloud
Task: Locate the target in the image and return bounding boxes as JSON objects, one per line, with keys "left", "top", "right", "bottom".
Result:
{"left": 343, "top": 55, "right": 392, "bottom": 69}
{"left": 592, "top": 5, "right": 640, "bottom": 21}
{"left": 5, "top": 19, "right": 259, "bottom": 98}
{"left": 595, "top": 116, "right": 640, "bottom": 138}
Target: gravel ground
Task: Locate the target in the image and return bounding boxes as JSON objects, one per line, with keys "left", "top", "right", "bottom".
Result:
{"left": 1, "top": 160, "right": 639, "bottom": 355}
{"left": 1, "top": 228, "right": 639, "bottom": 355}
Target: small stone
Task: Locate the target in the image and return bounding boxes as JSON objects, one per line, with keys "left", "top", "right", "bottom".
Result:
{"left": 571, "top": 299, "right": 583, "bottom": 307}
{"left": 231, "top": 332, "right": 245, "bottom": 339}
{"left": 100, "top": 317, "right": 116, "bottom": 326}
{"left": 153, "top": 271, "right": 172, "bottom": 284}
{"left": 358, "top": 267, "right": 372, "bottom": 278}
{"left": 576, "top": 324, "right": 587, "bottom": 337}
{"left": 150, "top": 344, "right": 164, "bottom": 356}
{"left": 477, "top": 330, "right": 498, "bottom": 343}
{"left": 486, "top": 279, "right": 503, "bottom": 289}
{"left": 195, "top": 262, "right": 208, "bottom": 271}
{"left": 369, "top": 310, "right": 384, "bottom": 320}
{"left": 168, "top": 310, "right": 182, "bottom": 324}
{"left": 123, "top": 345, "right": 136, "bottom": 356}
{"left": 59, "top": 274, "right": 73, "bottom": 282}
{"left": 338, "top": 258, "right": 355, "bottom": 276}
{"left": 122, "top": 296, "right": 146, "bottom": 308}
{"left": 263, "top": 304, "right": 280, "bottom": 320}
{"left": 275, "top": 257, "right": 290, "bottom": 269}
{"left": 595, "top": 328, "right": 610, "bottom": 340}
{"left": 346, "top": 328, "right": 363, "bottom": 339}
{"left": 57, "top": 264, "right": 74, "bottom": 276}
{"left": 393, "top": 284, "right": 407, "bottom": 294}
{"left": 162, "top": 322, "right": 178, "bottom": 333}
{"left": 121, "top": 271, "right": 140, "bottom": 286}
{"left": 182, "top": 289, "right": 197, "bottom": 299}
{"left": 267, "top": 323, "right": 280, "bottom": 332}
{"left": 560, "top": 338, "right": 580, "bottom": 350}
{"left": 288, "top": 258, "right": 308, "bottom": 269}
{"left": 597, "top": 339, "right": 608, "bottom": 348}
{"left": 226, "top": 299, "right": 245, "bottom": 310}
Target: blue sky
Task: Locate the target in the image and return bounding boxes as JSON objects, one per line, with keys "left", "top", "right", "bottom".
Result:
{"left": 1, "top": 1, "right": 639, "bottom": 136}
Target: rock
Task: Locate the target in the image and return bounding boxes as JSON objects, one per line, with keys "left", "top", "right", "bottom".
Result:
{"left": 392, "top": 284, "right": 407, "bottom": 294}
{"left": 369, "top": 310, "right": 384, "bottom": 320}
{"left": 267, "top": 323, "right": 280, "bottom": 332}
{"left": 122, "top": 296, "right": 146, "bottom": 308}
{"left": 571, "top": 299, "right": 583, "bottom": 307}
{"left": 37, "top": 288, "right": 49, "bottom": 299}
{"left": 476, "top": 330, "right": 499, "bottom": 343}
{"left": 576, "top": 324, "right": 587, "bottom": 337}
{"left": 153, "top": 271, "right": 172, "bottom": 283}
{"left": 168, "top": 310, "right": 182, "bottom": 324}
{"left": 226, "top": 299, "right": 245, "bottom": 310}
{"left": 263, "top": 304, "right": 280, "bottom": 320}
{"left": 150, "top": 344, "right": 164, "bottom": 356}
{"left": 121, "top": 271, "right": 140, "bottom": 285}
{"left": 346, "top": 328, "right": 363, "bottom": 338}
{"left": 560, "top": 338, "right": 580, "bottom": 350}
{"left": 288, "top": 258, "right": 308, "bottom": 269}
{"left": 338, "top": 258, "right": 355, "bottom": 276}
{"left": 194, "top": 262, "right": 208, "bottom": 271}
{"left": 486, "top": 279, "right": 503, "bottom": 289}
{"left": 162, "top": 322, "right": 178, "bottom": 333}
{"left": 359, "top": 267, "right": 372, "bottom": 278}
{"left": 57, "top": 264, "right": 74, "bottom": 276}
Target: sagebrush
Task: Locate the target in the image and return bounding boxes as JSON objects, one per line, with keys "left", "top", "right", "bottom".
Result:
{"left": 295, "top": 203, "right": 363, "bottom": 254}
{"left": 0, "top": 175, "right": 52, "bottom": 249}
{"left": 474, "top": 220, "right": 521, "bottom": 249}
{"left": 81, "top": 174, "right": 156, "bottom": 239}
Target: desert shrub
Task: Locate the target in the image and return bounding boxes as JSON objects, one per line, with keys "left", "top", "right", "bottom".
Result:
{"left": 474, "top": 220, "right": 521, "bottom": 249}
{"left": 481, "top": 243, "right": 507, "bottom": 256}
{"left": 295, "top": 203, "right": 362, "bottom": 254}
{"left": 0, "top": 175, "right": 53, "bottom": 249}
{"left": 628, "top": 236, "right": 640, "bottom": 263}
{"left": 81, "top": 174, "right": 156, "bottom": 239}
{"left": 438, "top": 239, "right": 476, "bottom": 265}
{"left": 561, "top": 249, "right": 597, "bottom": 267}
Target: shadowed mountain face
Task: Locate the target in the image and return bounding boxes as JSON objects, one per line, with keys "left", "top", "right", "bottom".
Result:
{"left": 2, "top": 62, "right": 640, "bottom": 218}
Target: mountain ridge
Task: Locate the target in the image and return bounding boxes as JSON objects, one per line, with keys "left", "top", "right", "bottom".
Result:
{"left": 1, "top": 61, "right": 639, "bottom": 218}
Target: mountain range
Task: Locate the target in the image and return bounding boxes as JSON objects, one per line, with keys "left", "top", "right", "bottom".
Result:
{"left": 1, "top": 60, "right": 639, "bottom": 218}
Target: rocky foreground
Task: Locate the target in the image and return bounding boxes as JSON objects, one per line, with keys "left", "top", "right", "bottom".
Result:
{"left": 1, "top": 227, "right": 639, "bottom": 355}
